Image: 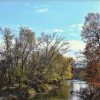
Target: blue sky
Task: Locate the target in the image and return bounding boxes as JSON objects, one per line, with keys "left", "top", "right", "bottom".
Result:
{"left": 0, "top": 0, "right": 100, "bottom": 58}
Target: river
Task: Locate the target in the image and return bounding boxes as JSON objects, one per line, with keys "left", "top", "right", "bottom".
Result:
{"left": 32, "top": 80, "right": 88, "bottom": 100}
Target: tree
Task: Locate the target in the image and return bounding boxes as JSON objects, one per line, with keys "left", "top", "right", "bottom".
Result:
{"left": 81, "top": 13, "right": 100, "bottom": 87}
{"left": 13, "top": 27, "right": 35, "bottom": 88}
{"left": 0, "top": 28, "right": 14, "bottom": 95}
{"left": 27, "top": 33, "right": 70, "bottom": 84}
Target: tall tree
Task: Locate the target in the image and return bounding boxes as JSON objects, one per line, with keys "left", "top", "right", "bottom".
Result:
{"left": 14, "top": 27, "right": 35, "bottom": 88}
{"left": 0, "top": 28, "right": 13, "bottom": 95}
{"left": 81, "top": 13, "right": 100, "bottom": 86}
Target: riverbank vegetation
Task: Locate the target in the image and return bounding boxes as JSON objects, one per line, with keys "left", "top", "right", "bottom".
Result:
{"left": 0, "top": 27, "right": 74, "bottom": 99}
{"left": 79, "top": 13, "right": 100, "bottom": 100}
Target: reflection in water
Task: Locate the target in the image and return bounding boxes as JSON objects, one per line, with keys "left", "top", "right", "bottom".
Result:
{"left": 33, "top": 80, "right": 88, "bottom": 100}
{"left": 68, "top": 80, "right": 88, "bottom": 100}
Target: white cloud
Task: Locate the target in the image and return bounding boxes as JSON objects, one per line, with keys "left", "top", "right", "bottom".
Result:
{"left": 64, "top": 40, "right": 85, "bottom": 59}
{"left": 36, "top": 8, "right": 48, "bottom": 13}
{"left": 68, "top": 32, "right": 78, "bottom": 36}
{"left": 43, "top": 29, "right": 50, "bottom": 33}
{"left": 65, "top": 51, "right": 77, "bottom": 59}
{"left": 69, "top": 40, "right": 85, "bottom": 51}
{"left": 33, "top": 4, "right": 48, "bottom": 13}
{"left": 53, "top": 29, "right": 64, "bottom": 33}
{"left": 43, "top": 28, "right": 64, "bottom": 33}
{"left": 71, "top": 24, "right": 83, "bottom": 31}
{"left": 64, "top": 23, "right": 83, "bottom": 37}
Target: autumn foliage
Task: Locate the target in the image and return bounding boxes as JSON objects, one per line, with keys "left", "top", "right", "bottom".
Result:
{"left": 81, "top": 13, "right": 100, "bottom": 87}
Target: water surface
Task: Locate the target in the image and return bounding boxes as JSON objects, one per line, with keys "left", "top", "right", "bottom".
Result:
{"left": 33, "top": 80, "right": 88, "bottom": 100}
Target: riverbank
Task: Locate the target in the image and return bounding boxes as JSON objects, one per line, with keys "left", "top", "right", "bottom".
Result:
{"left": 0, "top": 80, "right": 91, "bottom": 100}
{"left": 0, "top": 83, "right": 58, "bottom": 100}
{"left": 28, "top": 83, "right": 58, "bottom": 99}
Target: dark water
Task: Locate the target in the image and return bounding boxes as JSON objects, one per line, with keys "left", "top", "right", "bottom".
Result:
{"left": 32, "top": 80, "right": 88, "bottom": 100}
